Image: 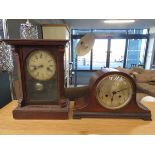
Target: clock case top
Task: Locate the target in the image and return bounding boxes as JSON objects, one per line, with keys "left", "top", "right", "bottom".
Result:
{"left": 73, "top": 68, "right": 152, "bottom": 121}
{"left": 3, "top": 39, "right": 69, "bottom": 119}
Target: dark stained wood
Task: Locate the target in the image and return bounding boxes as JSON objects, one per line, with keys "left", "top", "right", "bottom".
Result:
{"left": 13, "top": 99, "right": 69, "bottom": 119}
{"left": 3, "top": 40, "right": 69, "bottom": 119}
{"left": 73, "top": 68, "right": 152, "bottom": 121}
{"left": 73, "top": 112, "right": 151, "bottom": 121}
{"left": 2, "top": 39, "right": 68, "bottom": 46}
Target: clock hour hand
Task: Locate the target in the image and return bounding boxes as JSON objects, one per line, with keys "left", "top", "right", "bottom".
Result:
{"left": 110, "top": 88, "right": 127, "bottom": 103}
{"left": 111, "top": 92, "right": 115, "bottom": 103}
{"left": 34, "top": 65, "right": 43, "bottom": 69}
{"left": 111, "top": 96, "right": 114, "bottom": 103}
{"left": 36, "top": 65, "right": 43, "bottom": 68}
{"left": 47, "top": 67, "right": 53, "bottom": 72}
{"left": 30, "top": 65, "right": 43, "bottom": 71}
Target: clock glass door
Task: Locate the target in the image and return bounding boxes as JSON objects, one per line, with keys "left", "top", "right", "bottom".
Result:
{"left": 25, "top": 49, "right": 58, "bottom": 104}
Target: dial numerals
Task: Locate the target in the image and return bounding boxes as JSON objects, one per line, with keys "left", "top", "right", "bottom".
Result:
{"left": 96, "top": 74, "right": 133, "bottom": 110}
{"left": 27, "top": 50, "right": 56, "bottom": 81}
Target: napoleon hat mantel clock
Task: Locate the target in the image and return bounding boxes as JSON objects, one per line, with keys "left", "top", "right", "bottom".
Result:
{"left": 73, "top": 68, "right": 151, "bottom": 120}
{"left": 4, "top": 39, "right": 69, "bottom": 119}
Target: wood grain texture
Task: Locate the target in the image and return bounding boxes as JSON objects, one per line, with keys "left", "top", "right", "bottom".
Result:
{"left": 74, "top": 70, "right": 151, "bottom": 120}
{"left": 0, "top": 100, "right": 155, "bottom": 135}
{"left": 3, "top": 40, "right": 69, "bottom": 120}
{"left": 2, "top": 39, "right": 68, "bottom": 46}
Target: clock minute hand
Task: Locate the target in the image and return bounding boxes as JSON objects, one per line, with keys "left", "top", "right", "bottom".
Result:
{"left": 110, "top": 88, "right": 128, "bottom": 103}
{"left": 111, "top": 88, "right": 128, "bottom": 97}
{"left": 115, "top": 88, "right": 128, "bottom": 93}
{"left": 35, "top": 65, "right": 43, "bottom": 69}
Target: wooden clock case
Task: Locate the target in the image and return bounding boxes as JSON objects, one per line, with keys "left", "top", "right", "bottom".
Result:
{"left": 73, "top": 68, "right": 152, "bottom": 121}
{"left": 4, "top": 39, "right": 69, "bottom": 119}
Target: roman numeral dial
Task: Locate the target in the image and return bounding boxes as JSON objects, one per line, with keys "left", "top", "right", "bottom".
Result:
{"left": 27, "top": 50, "right": 56, "bottom": 81}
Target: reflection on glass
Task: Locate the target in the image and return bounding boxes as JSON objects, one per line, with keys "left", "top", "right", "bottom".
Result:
{"left": 92, "top": 39, "right": 108, "bottom": 70}
{"left": 110, "top": 39, "right": 126, "bottom": 68}
{"left": 126, "top": 39, "right": 147, "bottom": 68}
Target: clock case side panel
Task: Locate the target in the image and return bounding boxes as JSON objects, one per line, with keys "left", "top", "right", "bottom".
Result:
{"left": 57, "top": 45, "right": 67, "bottom": 107}
{"left": 73, "top": 70, "right": 152, "bottom": 120}
{"left": 15, "top": 46, "right": 26, "bottom": 106}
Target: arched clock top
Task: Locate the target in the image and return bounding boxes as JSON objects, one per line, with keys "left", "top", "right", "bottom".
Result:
{"left": 73, "top": 68, "right": 151, "bottom": 120}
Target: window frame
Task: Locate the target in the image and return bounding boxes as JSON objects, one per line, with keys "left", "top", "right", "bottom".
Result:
{"left": 71, "top": 29, "right": 149, "bottom": 72}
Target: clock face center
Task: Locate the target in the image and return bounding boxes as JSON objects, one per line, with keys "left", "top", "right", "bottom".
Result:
{"left": 96, "top": 74, "right": 133, "bottom": 110}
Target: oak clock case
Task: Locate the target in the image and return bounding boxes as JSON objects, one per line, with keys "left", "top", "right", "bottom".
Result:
{"left": 73, "top": 68, "right": 151, "bottom": 120}
{"left": 3, "top": 40, "right": 69, "bottom": 119}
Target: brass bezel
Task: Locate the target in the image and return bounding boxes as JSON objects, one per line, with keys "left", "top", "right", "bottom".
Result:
{"left": 96, "top": 74, "right": 133, "bottom": 110}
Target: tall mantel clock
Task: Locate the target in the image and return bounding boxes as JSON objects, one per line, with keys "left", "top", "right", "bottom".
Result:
{"left": 4, "top": 39, "right": 69, "bottom": 119}
{"left": 73, "top": 68, "right": 152, "bottom": 121}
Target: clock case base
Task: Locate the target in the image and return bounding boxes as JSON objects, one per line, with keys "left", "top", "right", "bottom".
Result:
{"left": 73, "top": 111, "right": 151, "bottom": 121}
{"left": 13, "top": 99, "right": 69, "bottom": 120}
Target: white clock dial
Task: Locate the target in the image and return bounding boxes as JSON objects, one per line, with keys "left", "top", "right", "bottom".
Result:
{"left": 27, "top": 50, "right": 56, "bottom": 81}
{"left": 96, "top": 74, "right": 133, "bottom": 110}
